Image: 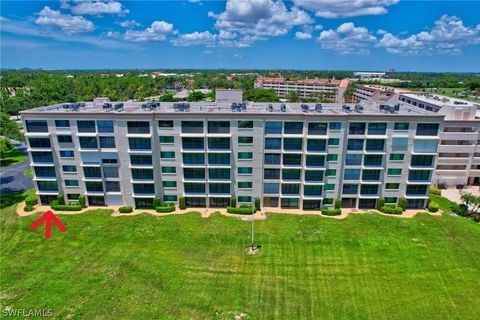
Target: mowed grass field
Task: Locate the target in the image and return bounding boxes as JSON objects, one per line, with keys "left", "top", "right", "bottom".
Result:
{"left": 1, "top": 193, "right": 480, "bottom": 319}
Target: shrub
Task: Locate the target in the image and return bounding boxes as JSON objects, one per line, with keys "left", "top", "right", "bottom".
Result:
{"left": 179, "top": 196, "right": 186, "bottom": 210}
{"left": 427, "top": 202, "right": 439, "bottom": 212}
{"left": 227, "top": 206, "right": 256, "bottom": 214}
{"left": 377, "top": 198, "right": 385, "bottom": 210}
{"left": 334, "top": 199, "right": 341, "bottom": 209}
{"left": 451, "top": 203, "right": 468, "bottom": 217}
{"left": 153, "top": 197, "right": 161, "bottom": 208}
{"left": 51, "top": 204, "right": 82, "bottom": 211}
{"left": 78, "top": 196, "right": 86, "bottom": 208}
{"left": 24, "top": 204, "right": 34, "bottom": 212}
{"left": 380, "top": 206, "right": 403, "bottom": 215}
{"left": 255, "top": 197, "right": 261, "bottom": 211}
{"left": 156, "top": 205, "right": 176, "bottom": 213}
{"left": 398, "top": 197, "right": 408, "bottom": 211}
{"left": 230, "top": 197, "right": 237, "bottom": 208}
{"left": 429, "top": 187, "right": 442, "bottom": 196}
{"left": 322, "top": 207, "right": 341, "bottom": 216}
{"left": 56, "top": 194, "right": 65, "bottom": 205}
{"left": 119, "top": 206, "right": 133, "bottom": 213}
{"left": 25, "top": 194, "right": 38, "bottom": 207}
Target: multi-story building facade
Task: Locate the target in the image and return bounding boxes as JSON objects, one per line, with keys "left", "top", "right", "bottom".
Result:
{"left": 21, "top": 93, "right": 443, "bottom": 210}
{"left": 353, "top": 84, "right": 396, "bottom": 103}
{"left": 398, "top": 93, "right": 480, "bottom": 186}
{"left": 254, "top": 77, "right": 343, "bottom": 102}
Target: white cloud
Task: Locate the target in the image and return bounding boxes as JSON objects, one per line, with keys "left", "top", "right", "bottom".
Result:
{"left": 295, "top": 31, "right": 312, "bottom": 40}
{"left": 62, "top": 1, "right": 129, "bottom": 16}
{"left": 293, "top": 0, "right": 399, "bottom": 18}
{"left": 35, "top": 6, "right": 95, "bottom": 34}
{"left": 124, "top": 20, "right": 176, "bottom": 42}
{"left": 171, "top": 31, "right": 218, "bottom": 46}
{"left": 377, "top": 15, "right": 480, "bottom": 55}
{"left": 317, "top": 22, "right": 377, "bottom": 55}
{"left": 118, "top": 20, "right": 140, "bottom": 28}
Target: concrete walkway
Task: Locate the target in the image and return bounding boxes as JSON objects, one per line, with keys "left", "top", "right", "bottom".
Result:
{"left": 0, "top": 139, "right": 34, "bottom": 195}
{"left": 442, "top": 186, "right": 480, "bottom": 204}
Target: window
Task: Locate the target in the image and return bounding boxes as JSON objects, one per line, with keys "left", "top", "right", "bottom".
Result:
{"left": 347, "top": 139, "right": 364, "bottom": 150}
{"left": 416, "top": 123, "right": 439, "bottom": 136}
{"left": 407, "top": 199, "right": 426, "bottom": 208}
{"left": 281, "top": 198, "right": 299, "bottom": 208}
{"left": 238, "top": 152, "right": 253, "bottom": 160}
{"left": 238, "top": 136, "right": 253, "bottom": 144}
{"left": 264, "top": 168, "right": 280, "bottom": 179}
{"left": 284, "top": 122, "right": 303, "bottom": 134}
{"left": 327, "top": 154, "right": 338, "bottom": 162}
{"left": 161, "top": 151, "right": 175, "bottom": 159}
{"left": 97, "top": 121, "right": 114, "bottom": 133}
{"left": 106, "top": 181, "right": 120, "bottom": 192}
{"left": 368, "top": 123, "right": 387, "bottom": 135}
{"left": 408, "top": 170, "right": 431, "bottom": 181}
{"left": 85, "top": 181, "right": 103, "bottom": 192}
{"left": 303, "top": 200, "right": 321, "bottom": 210}
{"left": 29, "top": 138, "right": 51, "bottom": 148}
{"left": 209, "top": 168, "right": 230, "bottom": 179}
{"left": 131, "top": 168, "right": 153, "bottom": 180}
{"left": 162, "top": 166, "right": 176, "bottom": 174}
{"left": 392, "top": 137, "right": 408, "bottom": 151}
{"left": 305, "top": 170, "right": 323, "bottom": 182}
{"left": 183, "top": 153, "right": 205, "bottom": 165}
{"left": 34, "top": 166, "right": 56, "bottom": 178}
{"left": 394, "top": 122, "right": 409, "bottom": 130}
{"left": 343, "top": 184, "right": 358, "bottom": 194}
{"left": 238, "top": 182, "right": 252, "bottom": 189}
{"left": 307, "top": 139, "right": 326, "bottom": 152}
{"left": 390, "top": 153, "right": 404, "bottom": 161}
{"left": 103, "top": 167, "right": 119, "bottom": 178}
{"left": 366, "top": 139, "right": 385, "bottom": 151}
{"left": 264, "top": 183, "right": 279, "bottom": 194}
{"left": 328, "top": 138, "right": 339, "bottom": 146}
{"left": 57, "top": 135, "right": 72, "bottom": 143}
{"left": 37, "top": 181, "right": 58, "bottom": 191}
{"left": 31, "top": 151, "right": 53, "bottom": 163}
{"left": 385, "top": 183, "right": 400, "bottom": 190}
{"left": 265, "top": 138, "right": 281, "bottom": 150}
{"left": 283, "top": 154, "right": 302, "bottom": 166}
{"left": 55, "top": 120, "right": 70, "bottom": 128}
{"left": 406, "top": 185, "right": 428, "bottom": 196}
{"left": 183, "top": 168, "right": 204, "bottom": 179}
{"left": 62, "top": 165, "right": 76, "bottom": 173}
{"left": 208, "top": 153, "right": 230, "bottom": 165}
{"left": 99, "top": 137, "right": 116, "bottom": 149}
{"left": 265, "top": 122, "right": 282, "bottom": 134}
{"left": 88, "top": 196, "right": 105, "bottom": 206}
{"left": 325, "top": 169, "right": 336, "bottom": 177}
{"left": 182, "top": 121, "right": 203, "bottom": 134}
{"left": 346, "top": 154, "right": 362, "bottom": 165}
{"left": 133, "top": 183, "right": 155, "bottom": 194}
{"left": 360, "top": 185, "right": 378, "bottom": 195}
{"left": 304, "top": 185, "right": 322, "bottom": 196}
{"left": 362, "top": 170, "right": 381, "bottom": 181}
{"left": 387, "top": 168, "right": 402, "bottom": 175}
{"left": 159, "top": 136, "right": 174, "bottom": 144}
{"left": 184, "top": 183, "right": 205, "bottom": 194}
{"left": 102, "top": 158, "right": 118, "bottom": 164}
{"left": 329, "top": 122, "right": 341, "bottom": 130}
{"left": 158, "top": 120, "right": 174, "bottom": 128}
{"left": 264, "top": 153, "right": 281, "bottom": 165}
{"left": 79, "top": 137, "right": 98, "bottom": 149}
{"left": 344, "top": 169, "right": 360, "bottom": 180}
{"left": 209, "top": 183, "right": 230, "bottom": 194}
{"left": 385, "top": 197, "right": 397, "bottom": 204}
{"left": 413, "top": 140, "right": 438, "bottom": 153}
{"left": 282, "top": 169, "right": 301, "bottom": 180}
{"left": 238, "top": 196, "right": 252, "bottom": 203}
{"left": 283, "top": 138, "right": 302, "bottom": 151}
{"left": 182, "top": 137, "right": 204, "bottom": 150}
{"left": 134, "top": 198, "right": 153, "bottom": 209}
{"left": 364, "top": 155, "right": 382, "bottom": 166}
{"left": 308, "top": 123, "right": 327, "bottom": 135}
{"left": 324, "top": 184, "right": 335, "bottom": 191}
{"left": 208, "top": 137, "right": 230, "bottom": 149}
{"left": 164, "top": 195, "right": 177, "bottom": 202}
{"left": 129, "top": 138, "right": 151, "bottom": 150}
{"left": 208, "top": 121, "right": 230, "bottom": 134}
{"left": 77, "top": 121, "right": 96, "bottom": 133}
{"left": 238, "top": 121, "right": 253, "bottom": 129}
{"left": 60, "top": 150, "right": 74, "bottom": 158}
{"left": 127, "top": 121, "right": 150, "bottom": 134}
{"left": 163, "top": 181, "right": 177, "bottom": 188}
{"left": 306, "top": 155, "right": 324, "bottom": 167}
{"left": 349, "top": 123, "right": 366, "bottom": 135}
{"left": 411, "top": 155, "right": 434, "bottom": 167}
{"left": 67, "top": 194, "right": 80, "bottom": 200}
{"left": 26, "top": 120, "right": 48, "bottom": 133}
{"left": 83, "top": 167, "right": 101, "bottom": 178}
{"left": 282, "top": 184, "right": 300, "bottom": 195}
{"left": 130, "top": 155, "right": 152, "bottom": 165}
{"left": 238, "top": 167, "right": 252, "bottom": 175}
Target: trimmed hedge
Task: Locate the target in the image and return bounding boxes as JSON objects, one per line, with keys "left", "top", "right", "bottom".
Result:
{"left": 427, "top": 202, "right": 439, "bottom": 212}
{"left": 398, "top": 197, "right": 408, "bottom": 211}
{"left": 78, "top": 196, "right": 86, "bottom": 208}
{"left": 230, "top": 197, "right": 237, "bottom": 208}
{"left": 156, "top": 204, "right": 175, "bottom": 213}
{"left": 322, "top": 207, "right": 341, "bottom": 216}
{"left": 227, "top": 206, "right": 256, "bottom": 214}
{"left": 380, "top": 205, "right": 403, "bottom": 215}
{"left": 334, "top": 199, "right": 341, "bottom": 209}
{"left": 119, "top": 206, "right": 133, "bottom": 213}
{"left": 153, "top": 197, "right": 161, "bottom": 208}
{"left": 255, "top": 197, "right": 261, "bottom": 211}
{"left": 56, "top": 194, "right": 65, "bottom": 205}
{"left": 179, "top": 196, "right": 186, "bottom": 210}
{"left": 377, "top": 198, "right": 385, "bottom": 210}
{"left": 24, "top": 204, "right": 34, "bottom": 212}
{"left": 25, "top": 194, "right": 38, "bottom": 207}
{"left": 429, "top": 187, "right": 442, "bottom": 196}
{"left": 51, "top": 204, "right": 82, "bottom": 211}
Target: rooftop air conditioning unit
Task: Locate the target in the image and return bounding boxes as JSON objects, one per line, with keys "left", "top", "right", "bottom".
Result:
{"left": 315, "top": 104, "right": 322, "bottom": 112}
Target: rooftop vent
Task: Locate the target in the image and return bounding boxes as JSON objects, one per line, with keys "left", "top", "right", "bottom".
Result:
{"left": 342, "top": 105, "right": 351, "bottom": 112}
{"left": 315, "top": 104, "right": 322, "bottom": 112}
{"left": 114, "top": 103, "right": 124, "bottom": 111}
{"left": 102, "top": 102, "right": 113, "bottom": 111}
{"left": 354, "top": 104, "right": 364, "bottom": 113}
{"left": 280, "top": 103, "right": 286, "bottom": 112}
{"left": 301, "top": 104, "right": 309, "bottom": 112}
{"left": 173, "top": 102, "right": 190, "bottom": 112}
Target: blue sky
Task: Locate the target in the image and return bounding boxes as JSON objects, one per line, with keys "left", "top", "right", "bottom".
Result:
{"left": 1, "top": 1, "right": 479, "bottom": 71}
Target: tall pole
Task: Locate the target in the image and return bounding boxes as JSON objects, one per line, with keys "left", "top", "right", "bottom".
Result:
{"left": 251, "top": 197, "right": 255, "bottom": 250}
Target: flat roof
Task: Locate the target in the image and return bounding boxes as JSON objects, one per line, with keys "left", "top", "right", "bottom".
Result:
{"left": 400, "top": 92, "right": 476, "bottom": 107}
{"left": 20, "top": 101, "right": 437, "bottom": 117}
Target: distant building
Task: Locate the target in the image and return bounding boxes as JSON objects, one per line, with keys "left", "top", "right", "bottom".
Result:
{"left": 353, "top": 72, "right": 386, "bottom": 79}
{"left": 353, "top": 84, "right": 397, "bottom": 103}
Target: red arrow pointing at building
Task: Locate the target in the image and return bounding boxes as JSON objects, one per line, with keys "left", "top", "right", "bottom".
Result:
{"left": 30, "top": 210, "right": 67, "bottom": 239}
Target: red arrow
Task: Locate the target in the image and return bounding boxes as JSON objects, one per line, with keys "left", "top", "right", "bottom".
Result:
{"left": 30, "top": 210, "right": 67, "bottom": 239}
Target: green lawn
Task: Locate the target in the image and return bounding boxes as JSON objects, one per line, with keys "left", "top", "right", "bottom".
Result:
{"left": 0, "top": 141, "right": 26, "bottom": 167}
{"left": 1, "top": 192, "right": 480, "bottom": 319}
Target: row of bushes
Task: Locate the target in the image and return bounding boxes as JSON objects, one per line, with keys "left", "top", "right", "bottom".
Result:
{"left": 322, "top": 207, "right": 341, "bottom": 216}
{"left": 227, "top": 205, "right": 256, "bottom": 215}
{"left": 379, "top": 205, "right": 404, "bottom": 215}
{"left": 50, "top": 195, "right": 84, "bottom": 211}
{"left": 119, "top": 206, "right": 133, "bottom": 213}
{"left": 156, "top": 203, "right": 176, "bottom": 213}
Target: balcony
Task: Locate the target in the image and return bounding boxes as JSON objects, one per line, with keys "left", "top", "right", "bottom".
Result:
{"left": 438, "top": 144, "right": 475, "bottom": 153}
{"left": 442, "top": 131, "right": 478, "bottom": 141}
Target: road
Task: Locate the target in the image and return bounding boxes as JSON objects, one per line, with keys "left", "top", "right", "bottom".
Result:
{"left": 0, "top": 139, "right": 34, "bottom": 195}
